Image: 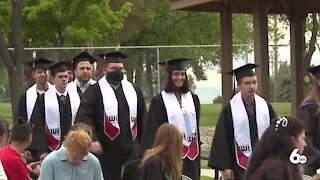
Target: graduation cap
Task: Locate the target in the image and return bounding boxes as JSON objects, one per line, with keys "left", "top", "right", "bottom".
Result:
{"left": 61, "top": 60, "right": 73, "bottom": 71}
{"left": 227, "top": 63, "right": 259, "bottom": 82}
{"left": 308, "top": 65, "right": 320, "bottom": 79}
{"left": 158, "top": 58, "right": 191, "bottom": 71}
{"left": 48, "top": 61, "right": 68, "bottom": 76}
{"left": 25, "top": 58, "right": 53, "bottom": 70}
{"left": 72, "top": 51, "right": 96, "bottom": 69}
{"left": 98, "top": 51, "right": 128, "bottom": 63}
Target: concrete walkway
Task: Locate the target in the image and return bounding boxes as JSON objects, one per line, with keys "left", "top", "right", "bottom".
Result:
{"left": 201, "top": 168, "right": 215, "bottom": 178}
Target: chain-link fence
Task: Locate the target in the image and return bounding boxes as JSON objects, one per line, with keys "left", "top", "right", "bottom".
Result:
{"left": 2, "top": 43, "right": 318, "bottom": 103}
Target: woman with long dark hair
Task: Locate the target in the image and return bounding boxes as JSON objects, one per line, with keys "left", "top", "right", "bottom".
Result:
{"left": 140, "top": 58, "right": 200, "bottom": 180}
{"left": 141, "top": 123, "right": 183, "bottom": 180}
{"left": 245, "top": 116, "right": 306, "bottom": 180}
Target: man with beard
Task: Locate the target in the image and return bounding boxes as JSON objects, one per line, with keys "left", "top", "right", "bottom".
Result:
{"left": 67, "top": 51, "right": 97, "bottom": 95}
{"left": 75, "top": 51, "right": 146, "bottom": 180}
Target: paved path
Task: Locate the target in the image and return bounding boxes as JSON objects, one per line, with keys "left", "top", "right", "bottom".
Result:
{"left": 201, "top": 168, "right": 215, "bottom": 178}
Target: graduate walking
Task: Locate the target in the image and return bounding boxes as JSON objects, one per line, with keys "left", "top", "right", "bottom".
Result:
{"left": 141, "top": 58, "right": 201, "bottom": 180}
{"left": 208, "top": 64, "right": 276, "bottom": 180}
{"left": 75, "top": 51, "right": 146, "bottom": 180}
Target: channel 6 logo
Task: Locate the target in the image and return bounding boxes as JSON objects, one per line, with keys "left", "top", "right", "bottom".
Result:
{"left": 290, "top": 149, "right": 307, "bottom": 164}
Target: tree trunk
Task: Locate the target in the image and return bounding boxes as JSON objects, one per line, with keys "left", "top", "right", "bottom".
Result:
{"left": 0, "top": 0, "right": 24, "bottom": 123}
{"left": 134, "top": 50, "right": 144, "bottom": 88}
{"left": 145, "top": 54, "right": 154, "bottom": 102}
{"left": 304, "top": 13, "right": 318, "bottom": 94}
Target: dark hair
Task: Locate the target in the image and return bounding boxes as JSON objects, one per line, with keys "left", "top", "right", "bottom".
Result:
{"left": 11, "top": 117, "right": 33, "bottom": 143}
{"left": 0, "top": 118, "right": 9, "bottom": 136}
{"left": 245, "top": 116, "right": 304, "bottom": 179}
{"left": 164, "top": 68, "right": 189, "bottom": 93}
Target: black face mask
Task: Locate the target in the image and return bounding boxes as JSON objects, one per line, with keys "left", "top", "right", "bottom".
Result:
{"left": 106, "top": 69, "right": 124, "bottom": 85}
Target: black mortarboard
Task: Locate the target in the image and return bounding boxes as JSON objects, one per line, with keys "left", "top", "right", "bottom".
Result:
{"left": 98, "top": 51, "right": 128, "bottom": 63}
{"left": 60, "top": 60, "right": 73, "bottom": 71}
{"left": 158, "top": 58, "right": 191, "bottom": 71}
{"left": 72, "top": 51, "right": 96, "bottom": 69}
{"left": 48, "top": 61, "right": 68, "bottom": 76}
{"left": 25, "top": 58, "right": 53, "bottom": 70}
{"left": 227, "top": 63, "right": 259, "bottom": 82}
{"left": 308, "top": 65, "right": 320, "bottom": 79}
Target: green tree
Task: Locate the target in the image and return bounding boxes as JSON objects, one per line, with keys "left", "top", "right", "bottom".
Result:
{"left": 118, "top": 0, "right": 253, "bottom": 100}
{"left": 23, "top": 0, "right": 132, "bottom": 47}
{"left": 0, "top": 0, "right": 133, "bottom": 120}
{"left": 274, "top": 63, "right": 291, "bottom": 102}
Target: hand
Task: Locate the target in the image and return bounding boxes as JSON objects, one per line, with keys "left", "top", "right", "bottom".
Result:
{"left": 222, "top": 169, "right": 235, "bottom": 180}
{"left": 23, "top": 151, "right": 33, "bottom": 161}
{"left": 90, "top": 141, "right": 103, "bottom": 154}
{"left": 27, "top": 161, "right": 41, "bottom": 173}
{"left": 39, "top": 152, "right": 48, "bottom": 161}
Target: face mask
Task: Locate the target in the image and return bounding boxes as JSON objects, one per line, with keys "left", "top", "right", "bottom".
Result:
{"left": 106, "top": 69, "right": 124, "bottom": 85}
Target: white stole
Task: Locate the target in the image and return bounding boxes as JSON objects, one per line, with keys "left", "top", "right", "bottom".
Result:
{"left": 230, "top": 92, "right": 270, "bottom": 169}
{"left": 98, "top": 77, "right": 137, "bottom": 140}
{"left": 44, "top": 87, "right": 80, "bottom": 141}
{"left": 161, "top": 91, "right": 197, "bottom": 147}
{"left": 26, "top": 82, "right": 52, "bottom": 122}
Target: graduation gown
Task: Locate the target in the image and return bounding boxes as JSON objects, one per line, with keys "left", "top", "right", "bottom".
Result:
{"left": 75, "top": 83, "right": 146, "bottom": 180}
{"left": 208, "top": 100, "right": 276, "bottom": 180}
{"left": 17, "top": 92, "right": 38, "bottom": 121}
{"left": 17, "top": 83, "right": 52, "bottom": 121}
{"left": 140, "top": 93, "right": 201, "bottom": 180}
{"left": 299, "top": 101, "right": 320, "bottom": 176}
{"left": 29, "top": 93, "right": 73, "bottom": 160}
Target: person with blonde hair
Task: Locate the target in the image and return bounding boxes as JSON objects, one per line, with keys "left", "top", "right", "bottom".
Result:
{"left": 39, "top": 129, "right": 103, "bottom": 180}
{"left": 299, "top": 65, "right": 320, "bottom": 176}
{"left": 141, "top": 123, "right": 183, "bottom": 180}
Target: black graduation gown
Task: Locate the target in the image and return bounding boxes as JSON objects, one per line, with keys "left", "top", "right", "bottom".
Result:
{"left": 299, "top": 101, "right": 320, "bottom": 176}
{"left": 208, "top": 101, "right": 276, "bottom": 180}
{"left": 75, "top": 83, "right": 146, "bottom": 180}
{"left": 17, "top": 92, "right": 37, "bottom": 121}
{"left": 28, "top": 93, "right": 73, "bottom": 160}
{"left": 140, "top": 93, "right": 201, "bottom": 180}
{"left": 142, "top": 156, "right": 170, "bottom": 180}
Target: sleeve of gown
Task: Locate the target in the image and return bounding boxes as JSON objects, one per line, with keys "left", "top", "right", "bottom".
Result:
{"left": 299, "top": 105, "right": 320, "bottom": 174}
{"left": 142, "top": 158, "right": 165, "bottom": 180}
{"left": 75, "top": 85, "right": 99, "bottom": 141}
{"left": 140, "top": 97, "right": 160, "bottom": 155}
{"left": 134, "top": 85, "right": 147, "bottom": 142}
{"left": 17, "top": 94, "right": 27, "bottom": 120}
{"left": 267, "top": 103, "right": 277, "bottom": 122}
{"left": 208, "top": 106, "right": 233, "bottom": 170}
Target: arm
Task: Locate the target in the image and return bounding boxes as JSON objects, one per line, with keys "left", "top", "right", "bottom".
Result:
{"left": 75, "top": 85, "right": 99, "bottom": 141}
{"left": 208, "top": 106, "right": 233, "bottom": 170}
{"left": 268, "top": 103, "right": 277, "bottom": 123}
{"left": 8, "top": 160, "right": 30, "bottom": 180}
{"left": 17, "top": 94, "right": 27, "bottom": 120}
{"left": 140, "top": 97, "right": 160, "bottom": 154}
{"left": 134, "top": 85, "right": 147, "bottom": 142}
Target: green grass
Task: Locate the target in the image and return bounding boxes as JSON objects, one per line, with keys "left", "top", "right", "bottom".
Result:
{"left": 201, "top": 176, "right": 213, "bottom": 180}
{"left": 0, "top": 102, "right": 292, "bottom": 127}
{"left": 0, "top": 103, "right": 12, "bottom": 126}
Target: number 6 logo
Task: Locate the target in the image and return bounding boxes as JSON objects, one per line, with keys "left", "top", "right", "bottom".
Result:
{"left": 290, "top": 149, "right": 307, "bottom": 164}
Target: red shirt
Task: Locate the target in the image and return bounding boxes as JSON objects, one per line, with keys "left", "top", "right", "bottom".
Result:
{"left": 0, "top": 145, "right": 29, "bottom": 180}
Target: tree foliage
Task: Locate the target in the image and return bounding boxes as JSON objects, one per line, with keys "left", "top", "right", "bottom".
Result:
{"left": 23, "top": 0, "right": 132, "bottom": 46}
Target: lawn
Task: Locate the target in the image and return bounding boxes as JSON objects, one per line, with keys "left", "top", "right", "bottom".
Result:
{"left": 0, "top": 102, "right": 291, "bottom": 127}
